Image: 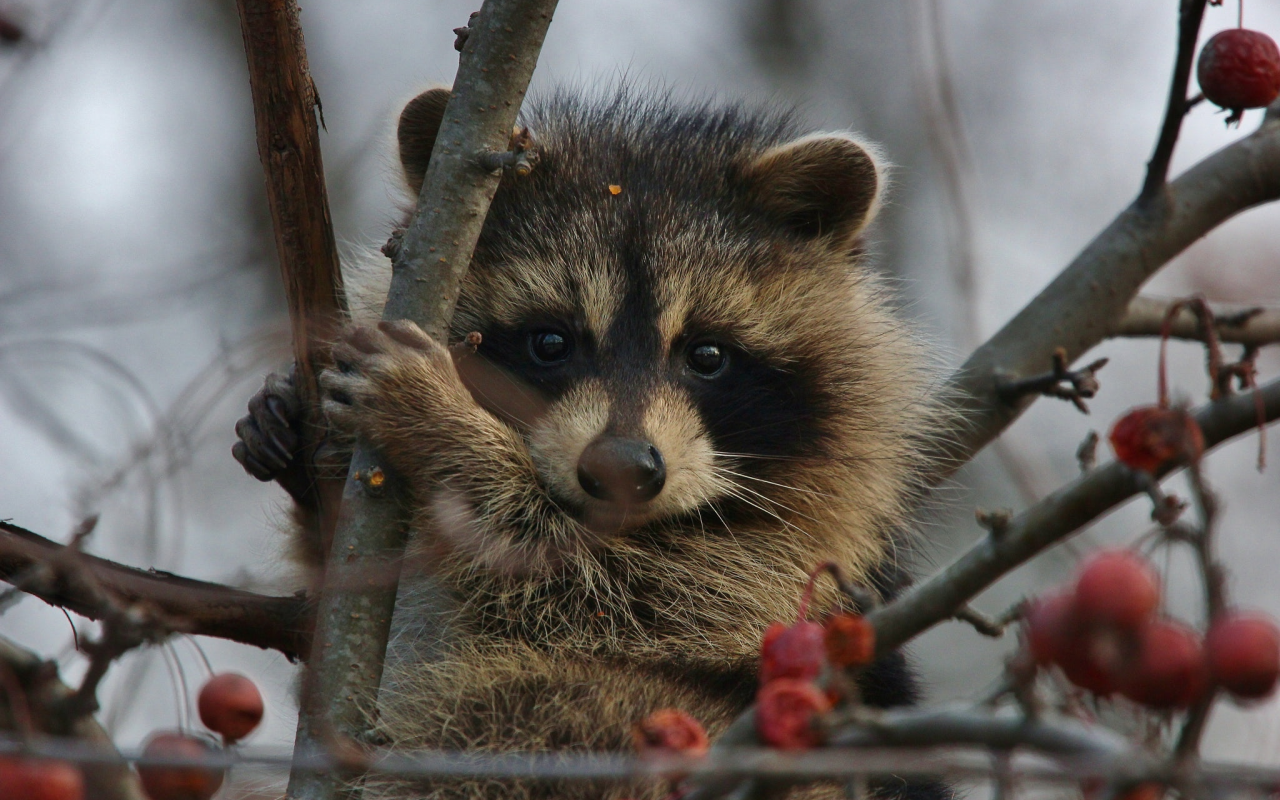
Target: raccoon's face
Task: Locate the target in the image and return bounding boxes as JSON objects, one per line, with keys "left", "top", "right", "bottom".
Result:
{"left": 398, "top": 88, "right": 918, "bottom": 546}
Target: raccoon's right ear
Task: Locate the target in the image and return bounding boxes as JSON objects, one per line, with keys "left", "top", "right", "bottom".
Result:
{"left": 741, "top": 134, "right": 884, "bottom": 247}
{"left": 397, "top": 87, "right": 451, "bottom": 197}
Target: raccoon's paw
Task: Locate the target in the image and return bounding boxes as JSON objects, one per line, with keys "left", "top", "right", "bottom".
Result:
{"left": 320, "top": 320, "right": 465, "bottom": 435}
{"left": 232, "top": 368, "right": 303, "bottom": 482}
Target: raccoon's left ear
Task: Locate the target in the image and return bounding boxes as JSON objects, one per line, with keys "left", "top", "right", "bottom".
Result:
{"left": 741, "top": 134, "right": 883, "bottom": 246}
{"left": 397, "top": 87, "right": 451, "bottom": 197}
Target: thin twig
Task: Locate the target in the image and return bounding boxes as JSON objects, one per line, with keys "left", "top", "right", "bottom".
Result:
{"left": 1115, "top": 296, "right": 1280, "bottom": 348}
{"left": 1140, "top": 0, "right": 1210, "bottom": 202}
{"left": 996, "top": 348, "right": 1109, "bottom": 414}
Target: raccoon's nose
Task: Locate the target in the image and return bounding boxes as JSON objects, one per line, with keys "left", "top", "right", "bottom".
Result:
{"left": 577, "top": 438, "right": 666, "bottom": 504}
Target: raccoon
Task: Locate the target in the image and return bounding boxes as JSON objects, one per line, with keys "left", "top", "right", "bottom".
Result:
{"left": 234, "top": 86, "right": 947, "bottom": 800}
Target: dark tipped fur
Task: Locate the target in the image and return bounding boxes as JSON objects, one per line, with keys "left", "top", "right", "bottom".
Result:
{"left": 307, "top": 87, "right": 951, "bottom": 800}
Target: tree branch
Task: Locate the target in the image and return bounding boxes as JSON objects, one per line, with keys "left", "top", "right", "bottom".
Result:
{"left": 871, "top": 377, "right": 1280, "bottom": 657}
{"left": 235, "top": 0, "right": 348, "bottom": 554}
{"left": 0, "top": 521, "right": 310, "bottom": 661}
{"left": 1115, "top": 296, "right": 1280, "bottom": 347}
{"left": 284, "top": 3, "right": 559, "bottom": 799}
{"left": 1140, "top": 0, "right": 1209, "bottom": 201}
{"left": 937, "top": 106, "right": 1280, "bottom": 476}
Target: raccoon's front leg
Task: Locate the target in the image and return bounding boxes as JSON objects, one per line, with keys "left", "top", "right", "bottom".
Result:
{"left": 319, "top": 321, "right": 569, "bottom": 567}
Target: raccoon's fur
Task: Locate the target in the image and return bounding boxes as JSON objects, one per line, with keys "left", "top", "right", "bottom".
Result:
{"left": 236, "top": 86, "right": 946, "bottom": 800}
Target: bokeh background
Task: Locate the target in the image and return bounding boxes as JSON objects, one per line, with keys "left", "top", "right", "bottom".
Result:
{"left": 0, "top": 0, "right": 1278, "bottom": 795}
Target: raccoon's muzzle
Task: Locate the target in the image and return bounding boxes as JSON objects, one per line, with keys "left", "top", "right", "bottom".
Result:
{"left": 576, "top": 436, "right": 666, "bottom": 505}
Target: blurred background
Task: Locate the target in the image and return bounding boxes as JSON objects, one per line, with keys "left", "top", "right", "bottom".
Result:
{"left": 0, "top": 0, "right": 1277, "bottom": 795}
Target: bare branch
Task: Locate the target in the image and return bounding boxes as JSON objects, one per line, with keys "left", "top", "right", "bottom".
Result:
{"left": 235, "top": 0, "right": 348, "bottom": 553}
{"left": 937, "top": 108, "right": 1280, "bottom": 476}
{"left": 1140, "top": 0, "right": 1209, "bottom": 201}
{"left": 1115, "top": 296, "right": 1280, "bottom": 347}
{"left": 0, "top": 521, "right": 310, "bottom": 660}
{"left": 872, "top": 377, "right": 1280, "bottom": 657}
{"left": 285, "top": 3, "right": 559, "bottom": 799}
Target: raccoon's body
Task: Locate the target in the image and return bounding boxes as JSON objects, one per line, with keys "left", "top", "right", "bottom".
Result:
{"left": 235, "top": 87, "right": 945, "bottom": 800}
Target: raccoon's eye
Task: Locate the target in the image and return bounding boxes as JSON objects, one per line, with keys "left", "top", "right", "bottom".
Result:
{"left": 528, "top": 330, "right": 572, "bottom": 365}
{"left": 687, "top": 341, "right": 728, "bottom": 377}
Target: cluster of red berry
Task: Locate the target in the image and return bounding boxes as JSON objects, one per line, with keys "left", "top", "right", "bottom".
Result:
{"left": 634, "top": 579, "right": 878, "bottom": 763}
{"left": 1025, "top": 550, "right": 1280, "bottom": 707}
{"left": 753, "top": 609, "right": 873, "bottom": 749}
{"left": 136, "top": 672, "right": 264, "bottom": 800}
{"left": 0, "top": 672, "right": 264, "bottom": 800}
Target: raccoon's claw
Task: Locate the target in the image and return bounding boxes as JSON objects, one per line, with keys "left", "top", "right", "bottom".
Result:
{"left": 233, "top": 369, "right": 304, "bottom": 482}
{"left": 320, "top": 321, "right": 456, "bottom": 433}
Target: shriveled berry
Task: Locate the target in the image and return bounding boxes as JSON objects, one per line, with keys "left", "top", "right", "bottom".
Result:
{"left": 1206, "top": 612, "right": 1280, "bottom": 700}
{"left": 137, "top": 732, "right": 225, "bottom": 800}
{"left": 197, "top": 672, "right": 264, "bottom": 743}
{"left": 1023, "top": 593, "right": 1079, "bottom": 666}
{"left": 823, "top": 613, "right": 875, "bottom": 667}
{"left": 0, "top": 757, "right": 84, "bottom": 800}
{"left": 760, "top": 620, "right": 826, "bottom": 684}
{"left": 632, "top": 708, "right": 709, "bottom": 758}
{"left": 756, "top": 678, "right": 831, "bottom": 750}
{"left": 1120, "top": 619, "right": 1208, "bottom": 709}
{"left": 1074, "top": 550, "right": 1161, "bottom": 630}
{"left": 1198, "top": 29, "right": 1280, "bottom": 114}
{"left": 1109, "top": 406, "right": 1204, "bottom": 474}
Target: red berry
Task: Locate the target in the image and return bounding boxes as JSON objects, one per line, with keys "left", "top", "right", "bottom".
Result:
{"left": 1205, "top": 612, "right": 1280, "bottom": 700}
{"left": 1198, "top": 29, "right": 1280, "bottom": 113}
{"left": 1024, "top": 593, "right": 1079, "bottom": 666}
{"left": 197, "top": 672, "right": 264, "bottom": 743}
{"left": 823, "top": 613, "right": 875, "bottom": 668}
{"left": 1074, "top": 550, "right": 1161, "bottom": 630}
{"left": 1120, "top": 619, "right": 1208, "bottom": 709}
{"left": 136, "top": 732, "right": 225, "bottom": 800}
{"left": 632, "top": 708, "right": 709, "bottom": 758}
{"left": 1059, "top": 626, "right": 1130, "bottom": 697}
{"left": 760, "top": 621, "right": 826, "bottom": 684}
{"left": 756, "top": 678, "right": 831, "bottom": 750}
{"left": 0, "top": 757, "right": 84, "bottom": 800}
{"left": 1109, "top": 406, "right": 1204, "bottom": 474}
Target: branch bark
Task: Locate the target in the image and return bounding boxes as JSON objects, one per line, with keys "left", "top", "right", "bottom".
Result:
{"left": 937, "top": 107, "right": 1280, "bottom": 475}
{"left": 1139, "top": 0, "right": 1209, "bottom": 201}
{"left": 1115, "top": 296, "right": 1280, "bottom": 347}
{"left": 0, "top": 521, "right": 310, "bottom": 660}
{"left": 284, "top": 3, "right": 558, "bottom": 800}
{"left": 236, "top": 0, "right": 348, "bottom": 555}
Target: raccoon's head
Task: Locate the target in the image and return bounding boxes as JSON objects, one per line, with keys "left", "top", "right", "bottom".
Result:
{"left": 396, "top": 87, "right": 932, "bottom": 574}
